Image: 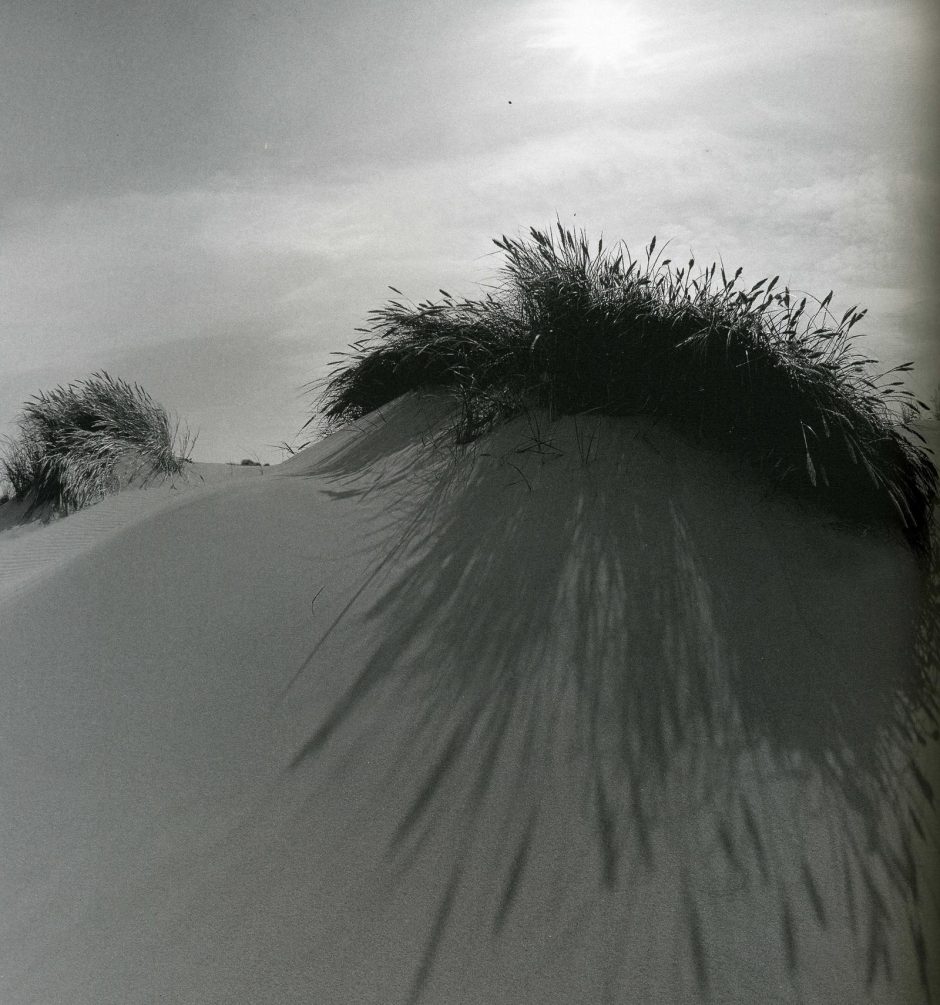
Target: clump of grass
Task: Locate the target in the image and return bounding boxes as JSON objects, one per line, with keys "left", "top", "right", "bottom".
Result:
{"left": 1, "top": 371, "right": 194, "bottom": 515}
{"left": 314, "top": 222, "right": 938, "bottom": 551}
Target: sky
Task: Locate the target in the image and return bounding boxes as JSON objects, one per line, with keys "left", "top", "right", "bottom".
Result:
{"left": 1, "top": 0, "right": 938, "bottom": 463}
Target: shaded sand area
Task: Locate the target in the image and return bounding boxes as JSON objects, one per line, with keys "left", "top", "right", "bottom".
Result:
{"left": 0, "top": 393, "right": 937, "bottom": 1003}
{"left": 0, "top": 460, "right": 266, "bottom": 604}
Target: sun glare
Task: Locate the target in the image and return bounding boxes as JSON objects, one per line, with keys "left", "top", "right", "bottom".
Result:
{"left": 529, "top": 0, "right": 646, "bottom": 73}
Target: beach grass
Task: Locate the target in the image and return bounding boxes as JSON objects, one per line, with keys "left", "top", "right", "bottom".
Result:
{"left": 1, "top": 371, "right": 193, "bottom": 515}
{"left": 314, "top": 222, "right": 938, "bottom": 551}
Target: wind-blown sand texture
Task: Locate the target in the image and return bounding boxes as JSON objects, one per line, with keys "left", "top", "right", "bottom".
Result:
{"left": 1, "top": 392, "right": 937, "bottom": 1003}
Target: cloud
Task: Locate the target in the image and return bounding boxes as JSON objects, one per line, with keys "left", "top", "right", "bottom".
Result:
{"left": 1, "top": 193, "right": 318, "bottom": 363}
{"left": 2, "top": 0, "right": 935, "bottom": 458}
{"left": 4, "top": 111, "right": 935, "bottom": 459}
{"left": 0, "top": 188, "right": 342, "bottom": 459}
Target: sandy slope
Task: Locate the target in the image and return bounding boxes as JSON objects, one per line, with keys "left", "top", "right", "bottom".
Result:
{"left": 0, "top": 459, "right": 266, "bottom": 604}
{"left": 0, "top": 394, "right": 937, "bottom": 1004}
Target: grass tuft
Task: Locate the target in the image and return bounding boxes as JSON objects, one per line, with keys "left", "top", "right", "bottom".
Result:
{"left": 312, "top": 222, "right": 937, "bottom": 552}
{"left": 1, "top": 371, "right": 194, "bottom": 515}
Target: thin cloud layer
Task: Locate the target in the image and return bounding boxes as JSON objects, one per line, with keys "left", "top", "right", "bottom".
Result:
{"left": 1, "top": 0, "right": 936, "bottom": 463}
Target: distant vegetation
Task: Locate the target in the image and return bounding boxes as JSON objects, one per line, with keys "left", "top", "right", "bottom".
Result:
{"left": 1, "top": 371, "right": 193, "bottom": 515}
{"left": 316, "top": 222, "right": 938, "bottom": 551}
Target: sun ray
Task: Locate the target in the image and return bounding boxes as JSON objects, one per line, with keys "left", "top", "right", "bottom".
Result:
{"left": 527, "top": 0, "right": 650, "bottom": 74}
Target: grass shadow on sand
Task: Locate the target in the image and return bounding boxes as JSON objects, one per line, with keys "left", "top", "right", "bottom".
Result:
{"left": 288, "top": 395, "right": 938, "bottom": 1003}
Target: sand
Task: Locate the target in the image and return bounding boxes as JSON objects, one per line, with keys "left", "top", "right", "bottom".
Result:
{"left": 0, "top": 392, "right": 937, "bottom": 1003}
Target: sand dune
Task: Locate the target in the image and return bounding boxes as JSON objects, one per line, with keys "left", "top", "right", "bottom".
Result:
{"left": 0, "top": 393, "right": 937, "bottom": 1003}
{"left": 0, "top": 460, "right": 266, "bottom": 605}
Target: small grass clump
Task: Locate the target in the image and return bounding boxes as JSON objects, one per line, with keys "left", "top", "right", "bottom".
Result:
{"left": 1, "top": 371, "right": 193, "bottom": 515}
{"left": 314, "top": 222, "right": 937, "bottom": 551}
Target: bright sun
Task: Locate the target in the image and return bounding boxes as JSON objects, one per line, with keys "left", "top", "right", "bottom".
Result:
{"left": 531, "top": 0, "right": 644, "bottom": 72}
